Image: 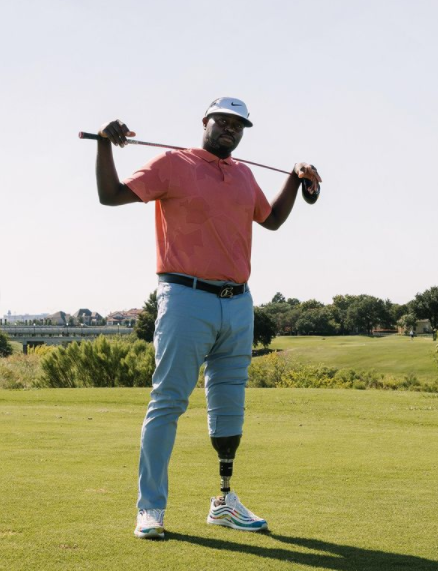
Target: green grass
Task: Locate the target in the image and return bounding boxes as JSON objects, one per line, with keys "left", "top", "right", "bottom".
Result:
{"left": 270, "top": 335, "right": 438, "bottom": 383}
{"left": 1, "top": 388, "right": 438, "bottom": 570}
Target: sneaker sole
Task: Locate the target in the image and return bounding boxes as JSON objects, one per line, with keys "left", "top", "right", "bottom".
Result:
{"left": 207, "top": 516, "right": 268, "bottom": 532}
{"left": 134, "top": 527, "right": 165, "bottom": 539}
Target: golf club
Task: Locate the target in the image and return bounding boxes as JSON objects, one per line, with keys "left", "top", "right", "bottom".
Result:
{"left": 78, "top": 132, "right": 320, "bottom": 201}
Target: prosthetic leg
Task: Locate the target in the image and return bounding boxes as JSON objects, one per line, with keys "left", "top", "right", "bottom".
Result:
{"left": 211, "top": 435, "right": 241, "bottom": 497}
{"left": 207, "top": 434, "right": 268, "bottom": 530}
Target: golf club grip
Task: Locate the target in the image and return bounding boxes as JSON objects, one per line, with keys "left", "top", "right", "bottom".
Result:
{"left": 78, "top": 132, "right": 102, "bottom": 140}
{"left": 302, "top": 178, "right": 320, "bottom": 205}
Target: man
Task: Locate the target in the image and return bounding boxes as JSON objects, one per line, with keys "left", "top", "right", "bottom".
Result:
{"left": 95, "top": 97, "right": 322, "bottom": 539}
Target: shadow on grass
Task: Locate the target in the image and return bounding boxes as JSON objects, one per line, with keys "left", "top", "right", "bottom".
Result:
{"left": 166, "top": 531, "right": 438, "bottom": 570}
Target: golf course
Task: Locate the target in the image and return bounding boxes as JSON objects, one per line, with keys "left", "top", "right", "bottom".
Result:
{"left": 1, "top": 333, "right": 438, "bottom": 571}
{"left": 269, "top": 334, "right": 438, "bottom": 384}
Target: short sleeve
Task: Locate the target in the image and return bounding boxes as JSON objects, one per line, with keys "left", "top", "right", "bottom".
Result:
{"left": 241, "top": 166, "right": 272, "bottom": 223}
{"left": 123, "top": 151, "right": 172, "bottom": 203}
{"left": 253, "top": 184, "right": 272, "bottom": 223}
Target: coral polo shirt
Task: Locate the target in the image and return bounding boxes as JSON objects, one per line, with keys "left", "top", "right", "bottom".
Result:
{"left": 123, "top": 148, "right": 272, "bottom": 284}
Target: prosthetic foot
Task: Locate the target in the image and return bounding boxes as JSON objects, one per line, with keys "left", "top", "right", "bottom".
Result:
{"left": 207, "top": 435, "right": 267, "bottom": 531}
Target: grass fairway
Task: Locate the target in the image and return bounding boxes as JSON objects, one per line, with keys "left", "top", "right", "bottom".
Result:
{"left": 270, "top": 335, "right": 438, "bottom": 383}
{"left": 1, "top": 388, "right": 438, "bottom": 571}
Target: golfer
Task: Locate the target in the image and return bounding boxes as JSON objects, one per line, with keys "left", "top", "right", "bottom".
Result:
{"left": 95, "top": 97, "right": 322, "bottom": 539}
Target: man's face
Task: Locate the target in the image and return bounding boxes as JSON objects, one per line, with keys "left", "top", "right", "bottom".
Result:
{"left": 202, "top": 113, "right": 245, "bottom": 157}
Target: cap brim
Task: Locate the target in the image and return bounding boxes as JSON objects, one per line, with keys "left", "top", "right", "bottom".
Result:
{"left": 206, "top": 109, "right": 253, "bottom": 128}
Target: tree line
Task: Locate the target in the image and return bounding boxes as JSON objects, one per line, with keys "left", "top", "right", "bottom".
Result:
{"left": 134, "top": 286, "right": 438, "bottom": 349}
{"left": 252, "top": 286, "right": 438, "bottom": 347}
{"left": 2, "top": 286, "right": 436, "bottom": 359}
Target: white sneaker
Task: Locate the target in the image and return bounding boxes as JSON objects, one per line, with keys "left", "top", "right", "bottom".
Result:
{"left": 134, "top": 509, "right": 165, "bottom": 539}
{"left": 207, "top": 492, "right": 268, "bottom": 532}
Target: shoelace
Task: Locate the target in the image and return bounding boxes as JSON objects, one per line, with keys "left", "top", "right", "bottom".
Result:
{"left": 139, "top": 509, "right": 165, "bottom": 523}
{"left": 233, "top": 498, "right": 258, "bottom": 519}
{"left": 222, "top": 494, "right": 259, "bottom": 519}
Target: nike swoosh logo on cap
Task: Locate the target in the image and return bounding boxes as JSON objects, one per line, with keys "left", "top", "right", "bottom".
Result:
{"left": 231, "top": 103, "right": 242, "bottom": 106}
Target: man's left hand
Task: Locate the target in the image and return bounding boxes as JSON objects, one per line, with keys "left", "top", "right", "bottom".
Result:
{"left": 294, "top": 163, "right": 322, "bottom": 193}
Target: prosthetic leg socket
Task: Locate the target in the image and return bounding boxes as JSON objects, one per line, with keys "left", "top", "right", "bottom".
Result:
{"left": 211, "top": 435, "right": 241, "bottom": 496}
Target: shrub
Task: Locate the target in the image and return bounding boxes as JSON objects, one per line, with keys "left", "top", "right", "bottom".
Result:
{"left": 248, "top": 352, "right": 287, "bottom": 388}
{"left": 280, "top": 364, "right": 342, "bottom": 389}
{"left": 246, "top": 353, "right": 438, "bottom": 393}
{"left": 0, "top": 353, "right": 42, "bottom": 389}
{"left": 28, "top": 345, "right": 56, "bottom": 357}
{"left": 39, "top": 336, "right": 155, "bottom": 388}
{"left": 399, "top": 373, "right": 422, "bottom": 391}
{"left": 353, "top": 380, "right": 367, "bottom": 390}
{"left": 0, "top": 331, "right": 13, "bottom": 358}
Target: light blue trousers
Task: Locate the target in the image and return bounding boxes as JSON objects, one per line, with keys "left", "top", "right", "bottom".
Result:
{"left": 137, "top": 281, "right": 254, "bottom": 510}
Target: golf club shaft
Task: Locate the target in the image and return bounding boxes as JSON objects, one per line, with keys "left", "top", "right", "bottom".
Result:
{"left": 78, "top": 132, "right": 291, "bottom": 176}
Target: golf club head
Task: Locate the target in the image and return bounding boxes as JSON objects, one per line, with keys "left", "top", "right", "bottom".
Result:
{"left": 302, "top": 178, "right": 320, "bottom": 205}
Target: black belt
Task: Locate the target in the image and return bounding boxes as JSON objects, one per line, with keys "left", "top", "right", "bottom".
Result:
{"left": 158, "top": 274, "right": 247, "bottom": 298}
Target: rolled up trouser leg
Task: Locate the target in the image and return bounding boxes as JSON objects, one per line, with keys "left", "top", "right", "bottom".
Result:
{"left": 205, "top": 290, "right": 253, "bottom": 438}
{"left": 205, "top": 291, "right": 253, "bottom": 494}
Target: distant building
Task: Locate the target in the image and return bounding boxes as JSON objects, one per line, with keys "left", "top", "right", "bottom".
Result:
{"left": 125, "top": 308, "right": 142, "bottom": 322}
{"left": 90, "top": 311, "right": 104, "bottom": 325}
{"left": 72, "top": 309, "right": 104, "bottom": 325}
{"left": 398, "top": 319, "right": 432, "bottom": 335}
{"left": 46, "top": 311, "right": 71, "bottom": 325}
{"left": 106, "top": 312, "right": 125, "bottom": 326}
{"left": 73, "top": 308, "right": 92, "bottom": 325}
{"left": 106, "top": 308, "right": 141, "bottom": 326}
{"left": 372, "top": 328, "right": 398, "bottom": 336}
{"left": 44, "top": 309, "right": 104, "bottom": 326}
{"left": 2, "top": 310, "right": 49, "bottom": 324}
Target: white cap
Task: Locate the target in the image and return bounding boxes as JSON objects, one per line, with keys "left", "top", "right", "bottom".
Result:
{"left": 205, "top": 97, "right": 253, "bottom": 127}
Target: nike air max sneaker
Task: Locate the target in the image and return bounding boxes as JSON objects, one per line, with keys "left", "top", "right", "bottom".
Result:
{"left": 207, "top": 492, "right": 268, "bottom": 531}
{"left": 134, "top": 509, "right": 165, "bottom": 539}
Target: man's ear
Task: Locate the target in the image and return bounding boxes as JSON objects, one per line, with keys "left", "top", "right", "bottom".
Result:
{"left": 202, "top": 117, "right": 208, "bottom": 129}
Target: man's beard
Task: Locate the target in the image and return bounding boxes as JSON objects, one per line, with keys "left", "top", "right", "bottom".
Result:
{"left": 205, "top": 134, "right": 234, "bottom": 158}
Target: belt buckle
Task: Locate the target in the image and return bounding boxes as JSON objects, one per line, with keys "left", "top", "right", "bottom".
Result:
{"left": 219, "top": 285, "right": 234, "bottom": 298}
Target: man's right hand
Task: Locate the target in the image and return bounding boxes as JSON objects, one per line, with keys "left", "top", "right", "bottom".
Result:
{"left": 95, "top": 120, "right": 141, "bottom": 206}
{"left": 98, "top": 120, "right": 136, "bottom": 148}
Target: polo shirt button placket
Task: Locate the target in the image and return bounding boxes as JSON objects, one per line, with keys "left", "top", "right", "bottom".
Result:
{"left": 219, "top": 161, "right": 231, "bottom": 184}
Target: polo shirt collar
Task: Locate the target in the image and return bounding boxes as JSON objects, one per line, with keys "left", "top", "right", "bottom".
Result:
{"left": 190, "top": 148, "right": 233, "bottom": 166}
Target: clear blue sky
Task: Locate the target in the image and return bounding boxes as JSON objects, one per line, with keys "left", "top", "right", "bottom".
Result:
{"left": 1, "top": 0, "right": 437, "bottom": 317}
